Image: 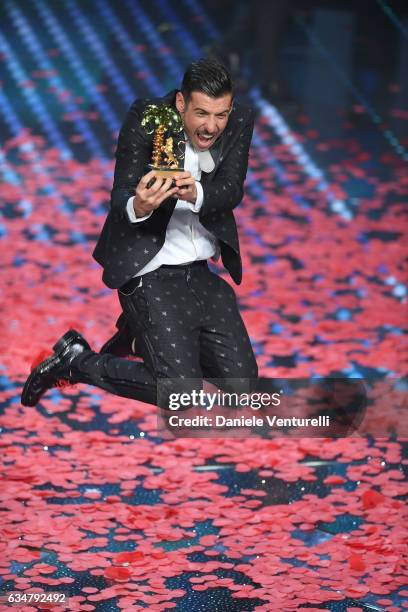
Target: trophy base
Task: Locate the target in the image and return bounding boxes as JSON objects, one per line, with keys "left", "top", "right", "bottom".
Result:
{"left": 148, "top": 164, "right": 184, "bottom": 178}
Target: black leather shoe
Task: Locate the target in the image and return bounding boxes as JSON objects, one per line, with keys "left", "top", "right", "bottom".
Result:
{"left": 21, "top": 330, "right": 91, "bottom": 407}
{"left": 99, "top": 313, "right": 138, "bottom": 357}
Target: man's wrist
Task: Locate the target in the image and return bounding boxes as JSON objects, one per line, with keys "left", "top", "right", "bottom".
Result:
{"left": 126, "top": 196, "right": 152, "bottom": 223}
{"left": 189, "top": 181, "right": 204, "bottom": 213}
{"left": 133, "top": 197, "right": 150, "bottom": 218}
{"left": 133, "top": 196, "right": 140, "bottom": 217}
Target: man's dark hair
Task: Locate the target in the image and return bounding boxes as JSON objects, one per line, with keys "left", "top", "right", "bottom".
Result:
{"left": 181, "top": 58, "right": 233, "bottom": 103}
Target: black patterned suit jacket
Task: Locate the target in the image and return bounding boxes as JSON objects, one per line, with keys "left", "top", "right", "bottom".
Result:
{"left": 93, "top": 90, "right": 254, "bottom": 288}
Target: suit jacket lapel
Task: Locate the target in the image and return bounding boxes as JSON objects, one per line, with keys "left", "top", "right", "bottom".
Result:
{"left": 208, "top": 134, "right": 224, "bottom": 174}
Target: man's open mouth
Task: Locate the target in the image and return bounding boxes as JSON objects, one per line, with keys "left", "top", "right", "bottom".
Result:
{"left": 197, "top": 133, "right": 216, "bottom": 146}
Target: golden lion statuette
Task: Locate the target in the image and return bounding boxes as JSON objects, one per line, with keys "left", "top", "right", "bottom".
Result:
{"left": 141, "top": 103, "right": 184, "bottom": 178}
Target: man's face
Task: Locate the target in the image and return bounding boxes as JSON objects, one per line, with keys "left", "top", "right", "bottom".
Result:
{"left": 175, "top": 90, "right": 232, "bottom": 151}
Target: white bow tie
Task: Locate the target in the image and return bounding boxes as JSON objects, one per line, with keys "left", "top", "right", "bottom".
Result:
{"left": 197, "top": 149, "right": 215, "bottom": 173}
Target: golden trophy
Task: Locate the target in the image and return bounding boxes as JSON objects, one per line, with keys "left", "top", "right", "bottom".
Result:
{"left": 141, "top": 103, "right": 184, "bottom": 178}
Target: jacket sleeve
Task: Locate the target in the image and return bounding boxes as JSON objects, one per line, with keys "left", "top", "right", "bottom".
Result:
{"left": 199, "top": 118, "right": 254, "bottom": 219}
{"left": 109, "top": 103, "right": 151, "bottom": 223}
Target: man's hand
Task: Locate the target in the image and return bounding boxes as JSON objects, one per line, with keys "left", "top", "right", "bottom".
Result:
{"left": 133, "top": 170, "right": 178, "bottom": 218}
{"left": 173, "top": 171, "right": 197, "bottom": 204}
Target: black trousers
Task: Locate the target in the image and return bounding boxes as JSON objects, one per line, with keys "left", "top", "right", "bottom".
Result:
{"left": 71, "top": 261, "right": 258, "bottom": 406}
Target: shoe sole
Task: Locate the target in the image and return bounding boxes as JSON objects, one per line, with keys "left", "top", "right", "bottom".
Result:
{"left": 21, "top": 329, "right": 82, "bottom": 407}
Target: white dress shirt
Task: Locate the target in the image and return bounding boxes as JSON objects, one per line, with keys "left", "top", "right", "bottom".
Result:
{"left": 126, "top": 140, "right": 220, "bottom": 276}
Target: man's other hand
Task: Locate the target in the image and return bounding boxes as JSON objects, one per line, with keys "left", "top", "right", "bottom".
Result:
{"left": 133, "top": 170, "right": 178, "bottom": 218}
{"left": 173, "top": 172, "right": 197, "bottom": 204}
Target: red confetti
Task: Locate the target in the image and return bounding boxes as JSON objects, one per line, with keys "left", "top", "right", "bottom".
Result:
{"left": 104, "top": 566, "right": 132, "bottom": 582}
